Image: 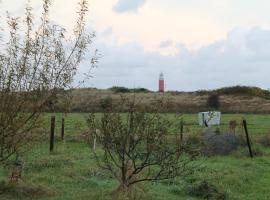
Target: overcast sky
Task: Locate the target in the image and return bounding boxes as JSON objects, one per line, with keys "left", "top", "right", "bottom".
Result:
{"left": 2, "top": 0, "right": 270, "bottom": 91}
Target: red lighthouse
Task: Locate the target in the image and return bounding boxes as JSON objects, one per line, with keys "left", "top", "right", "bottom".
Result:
{"left": 159, "top": 73, "right": 165, "bottom": 92}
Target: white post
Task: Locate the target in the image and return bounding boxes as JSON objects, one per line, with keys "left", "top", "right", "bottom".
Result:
{"left": 93, "top": 129, "right": 97, "bottom": 152}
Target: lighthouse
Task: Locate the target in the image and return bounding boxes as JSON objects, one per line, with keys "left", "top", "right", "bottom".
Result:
{"left": 158, "top": 73, "right": 165, "bottom": 92}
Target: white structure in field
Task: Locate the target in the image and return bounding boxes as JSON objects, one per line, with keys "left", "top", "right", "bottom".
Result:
{"left": 198, "top": 111, "right": 221, "bottom": 126}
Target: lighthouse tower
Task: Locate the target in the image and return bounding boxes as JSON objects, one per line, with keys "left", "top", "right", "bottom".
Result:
{"left": 158, "top": 73, "right": 165, "bottom": 92}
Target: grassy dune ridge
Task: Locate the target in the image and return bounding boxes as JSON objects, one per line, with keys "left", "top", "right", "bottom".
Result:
{"left": 52, "top": 86, "right": 270, "bottom": 113}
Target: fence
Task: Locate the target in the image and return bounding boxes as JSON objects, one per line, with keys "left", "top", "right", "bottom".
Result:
{"left": 45, "top": 113, "right": 270, "bottom": 158}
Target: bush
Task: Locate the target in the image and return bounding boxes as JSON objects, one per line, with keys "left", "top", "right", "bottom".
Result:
{"left": 109, "top": 86, "right": 152, "bottom": 93}
{"left": 99, "top": 96, "right": 113, "bottom": 110}
{"left": 187, "top": 180, "right": 227, "bottom": 200}
{"left": 198, "top": 86, "right": 270, "bottom": 98}
{"left": 202, "top": 132, "right": 239, "bottom": 156}
{"left": 109, "top": 86, "right": 130, "bottom": 93}
{"left": 87, "top": 100, "right": 199, "bottom": 196}
{"left": 184, "top": 132, "right": 240, "bottom": 156}
{"left": 183, "top": 134, "right": 204, "bottom": 157}
{"left": 132, "top": 88, "right": 151, "bottom": 93}
{"left": 207, "top": 94, "right": 220, "bottom": 110}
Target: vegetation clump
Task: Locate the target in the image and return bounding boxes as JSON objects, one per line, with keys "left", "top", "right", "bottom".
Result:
{"left": 202, "top": 131, "right": 239, "bottom": 156}
{"left": 0, "top": 180, "right": 53, "bottom": 198}
{"left": 100, "top": 96, "right": 113, "bottom": 110}
{"left": 187, "top": 180, "right": 227, "bottom": 200}
{"left": 207, "top": 94, "right": 220, "bottom": 110}
{"left": 198, "top": 85, "right": 270, "bottom": 98}
{"left": 109, "top": 86, "right": 131, "bottom": 93}
{"left": 0, "top": 0, "right": 96, "bottom": 164}
{"left": 87, "top": 99, "right": 199, "bottom": 197}
{"left": 109, "top": 86, "right": 152, "bottom": 93}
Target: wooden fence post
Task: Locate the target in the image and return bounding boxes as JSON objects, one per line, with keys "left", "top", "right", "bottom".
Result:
{"left": 93, "top": 129, "right": 97, "bottom": 152}
{"left": 61, "top": 117, "right": 65, "bottom": 140}
{"left": 243, "top": 119, "right": 253, "bottom": 158}
{"left": 50, "top": 116, "right": 55, "bottom": 152}
{"left": 180, "top": 118, "right": 184, "bottom": 141}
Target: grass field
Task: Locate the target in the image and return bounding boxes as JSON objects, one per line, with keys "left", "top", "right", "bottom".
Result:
{"left": 46, "top": 113, "right": 270, "bottom": 136}
{"left": 1, "top": 113, "right": 270, "bottom": 200}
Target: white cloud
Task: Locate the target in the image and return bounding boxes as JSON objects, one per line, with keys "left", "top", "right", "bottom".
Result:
{"left": 88, "top": 27, "right": 270, "bottom": 91}
{"left": 3, "top": 0, "right": 270, "bottom": 91}
{"left": 113, "top": 0, "right": 146, "bottom": 13}
{"left": 159, "top": 40, "right": 173, "bottom": 48}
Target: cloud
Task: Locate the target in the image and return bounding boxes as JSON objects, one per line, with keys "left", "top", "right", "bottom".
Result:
{"left": 85, "top": 26, "right": 270, "bottom": 91}
{"left": 159, "top": 40, "right": 173, "bottom": 48}
{"left": 100, "top": 27, "right": 113, "bottom": 36}
{"left": 113, "top": 0, "right": 146, "bottom": 13}
{"left": 3, "top": 0, "right": 270, "bottom": 91}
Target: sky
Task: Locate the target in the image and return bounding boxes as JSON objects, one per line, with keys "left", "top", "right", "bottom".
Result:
{"left": 1, "top": 0, "right": 270, "bottom": 91}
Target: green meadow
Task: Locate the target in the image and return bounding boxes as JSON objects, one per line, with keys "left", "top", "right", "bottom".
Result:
{"left": 1, "top": 113, "right": 270, "bottom": 200}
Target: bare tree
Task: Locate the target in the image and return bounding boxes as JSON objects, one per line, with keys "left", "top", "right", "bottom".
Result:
{"left": 87, "top": 99, "right": 198, "bottom": 197}
{"left": 0, "top": 0, "right": 97, "bottom": 163}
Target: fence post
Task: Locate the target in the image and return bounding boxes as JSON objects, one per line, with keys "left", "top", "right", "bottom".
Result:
{"left": 180, "top": 118, "right": 184, "bottom": 141}
{"left": 93, "top": 129, "right": 97, "bottom": 152}
{"left": 50, "top": 116, "right": 55, "bottom": 153}
{"left": 243, "top": 119, "right": 253, "bottom": 158}
{"left": 61, "top": 117, "right": 65, "bottom": 140}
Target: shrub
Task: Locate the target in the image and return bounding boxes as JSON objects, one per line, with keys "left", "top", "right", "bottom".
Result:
{"left": 0, "top": 0, "right": 95, "bottom": 165}
{"left": 109, "top": 86, "right": 152, "bottom": 93}
{"left": 87, "top": 99, "right": 200, "bottom": 197}
{"left": 99, "top": 96, "right": 113, "bottom": 110}
{"left": 207, "top": 94, "right": 220, "bottom": 110}
{"left": 132, "top": 88, "right": 151, "bottom": 93}
{"left": 187, "top": 180, "right": 227, "bottom": 200}
{"left": 202, "top": 131, "right": 239, "bottom": 156}
{"left": 109, "top": 86, "right": 130, "bottom": 93}
{"left": 198, "top": 86, "right": 270, "bottom": 98}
